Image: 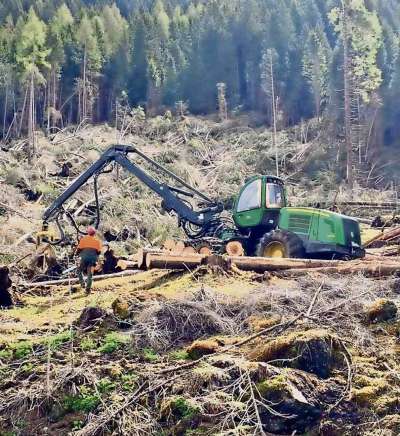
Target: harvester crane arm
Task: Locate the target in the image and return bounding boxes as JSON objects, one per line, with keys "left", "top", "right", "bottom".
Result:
{"left": 43, "top": 145, "right": 223, "bottom": 241}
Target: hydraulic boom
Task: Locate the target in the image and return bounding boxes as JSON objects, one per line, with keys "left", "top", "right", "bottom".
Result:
{"left": 43, "top": 145, "right": 224, "bottom": 242}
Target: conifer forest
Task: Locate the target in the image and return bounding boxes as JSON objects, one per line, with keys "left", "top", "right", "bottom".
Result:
{"left": 1, "top": 1, "right": 400, "bottom": 182}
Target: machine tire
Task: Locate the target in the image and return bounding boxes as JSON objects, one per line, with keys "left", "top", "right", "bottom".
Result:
{"left": 256, "top": 229, "right": 305, "bottom": 259}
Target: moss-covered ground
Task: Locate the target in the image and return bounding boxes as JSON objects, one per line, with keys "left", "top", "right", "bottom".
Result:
{"left": 1, "top": 268, "right": 399, "bottom": 435}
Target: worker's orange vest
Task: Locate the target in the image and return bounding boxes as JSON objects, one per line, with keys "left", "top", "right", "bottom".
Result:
{"left": 78, "top": 235, "right": 102, "bottom": 253}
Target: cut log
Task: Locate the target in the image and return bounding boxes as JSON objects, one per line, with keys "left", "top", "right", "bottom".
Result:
{"left": 23, "top": 269, "right": 139, "bottom": 288}
{"left": 381, "top": 228, "right": 400, "bottom": 241}
{"left": 136, "top": 248, "right": 164, "bottom": 270}
{"left": 229, "top": 256, "right": 346, "bottom": 273}
{"left": 226, "top": 241, "right": 245, "bottom": 257}
{"left": 198, "top": 246, "right": 212, "bottom": 256}
{"left": 364, "top": 226, "right": 400, "bottom": 248}
{"left": 356, "top": 218, "right": 373, "bottom": 225}
{"left": 318, "top": 200, "right": 399, "bottom": 209}
{"left": 116, "top": 260, "right": 137, "bottom": 271}
{"left": 163, "top": 239, "right": 176, "bottom": 252}
{"left": 183, "top": 246, "right": 196, "bottom": 255}
{"left": 146, "top": 253, "right": 206, "bottom": 270}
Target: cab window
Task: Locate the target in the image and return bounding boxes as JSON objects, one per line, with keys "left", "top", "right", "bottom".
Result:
{"left": 266, "top": 183, "right": 285, "bottom": 208}
{"left": 237, "top": 179, "right": 262, "bottom": 212}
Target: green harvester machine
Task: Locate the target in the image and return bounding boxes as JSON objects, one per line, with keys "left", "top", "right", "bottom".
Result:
{"left": 231, "top": 175, "right": 365, "bottom": 259}
{"left": 42, "top": 146, "right": 365, "bottom": 261}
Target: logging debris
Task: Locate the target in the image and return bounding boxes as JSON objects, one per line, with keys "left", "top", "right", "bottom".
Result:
{"left": 1, "top": 264, "right": 400, "bottom": 436}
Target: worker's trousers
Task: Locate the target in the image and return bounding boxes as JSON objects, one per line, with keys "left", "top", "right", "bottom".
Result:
{"left": 78, "top": 268, "right": 93, "bottom": 292}
{"left": 78, "top": 250, "right": 98, "bottom": 293}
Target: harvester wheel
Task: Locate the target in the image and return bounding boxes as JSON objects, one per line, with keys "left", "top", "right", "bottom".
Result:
{"left": 257, "top": 230, "right": 304, "bottom": 259}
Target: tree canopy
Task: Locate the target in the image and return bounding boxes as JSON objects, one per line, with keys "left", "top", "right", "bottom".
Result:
{"left": 0, "top": 0, "right": 399, "bottom": 153}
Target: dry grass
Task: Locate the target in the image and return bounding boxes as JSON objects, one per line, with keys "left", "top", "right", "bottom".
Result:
{"left": 131, "top": 298, "right": 236, "bottom": 351}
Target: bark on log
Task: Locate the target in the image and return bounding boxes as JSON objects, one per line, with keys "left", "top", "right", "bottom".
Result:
{"left": 281, "top": 262, "right": 400, "bottom": 277}
{"left": 364, "top": 227, "right": 400, "bottom": 248}
{"left": 356, "top": 218, "right": 373, "bottom": 225}
{"left": 146, "top": 253, "right": 206, "bottom": 270}
{"left": 229, "top": 256, "right": 346, "bottom": 273}
{"left": 381, "top": 228, "right": 400, "bottom": 241}
{"left": 116, "top": 260, "right": 137, "bottom": 271}
{"left": 318, "top": 201, "right": 399, "bottom": 209}
{"left": 206, "top": 255, "right": 232, "bottom": 270}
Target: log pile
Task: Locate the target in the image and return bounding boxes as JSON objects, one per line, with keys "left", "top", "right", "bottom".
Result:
{"left": 19, "top": 251, "right": 400, "bottom": 290}
{"left": 134, "top": 251, "right": 400, "bottom": 277}
{"left": 228, "top": 256, "right": 345, "bottom": 273}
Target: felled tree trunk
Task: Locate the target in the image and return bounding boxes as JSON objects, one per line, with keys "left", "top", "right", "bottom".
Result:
{"left": 146, "top": 253, "right": 206, "bottom": 270}
{"left": 229, "top": 256, "right": 346, "bottom": 273}
{"left": 136, "top": 248, "right": 164, "bottom": 270}
{"left": 225, "top": 241, "right": 245, "bottom": 257}
{"left": 281, "top": 262, "right": 400, "bottom": 277}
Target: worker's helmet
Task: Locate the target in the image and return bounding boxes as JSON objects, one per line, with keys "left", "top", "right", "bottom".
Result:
{"left": 87, "top": 226, "right": 96, "bottom": 236}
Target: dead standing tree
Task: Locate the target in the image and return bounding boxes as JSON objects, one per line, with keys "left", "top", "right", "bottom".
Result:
{"left": 341, "top": 0, "right": 354, "bottom": 189}
{"left": 175, "top": 100, "right": 188, "bottom": 120}
{"left": 217, "top": 83, "right": 228, "bottom": 122}
{"left": 261, "top": 49, "right": 279, "bottom": 177}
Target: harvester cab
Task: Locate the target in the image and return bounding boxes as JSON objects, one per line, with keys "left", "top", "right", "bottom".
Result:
{"left": 233, "top": 176, "right": 286, "bottom": 232}
{"left": 233, "top": 176, "right": 365, "bottom": 260}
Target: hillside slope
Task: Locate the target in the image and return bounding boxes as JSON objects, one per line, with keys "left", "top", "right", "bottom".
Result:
{"left": 0, "top": 116, "right": 400, "bottom": 435}
{"left": 0, "top": 115, "right": 395, "bottom": 265}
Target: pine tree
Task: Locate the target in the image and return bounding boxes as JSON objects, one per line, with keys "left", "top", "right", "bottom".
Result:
{"left": 146, "top": 0, "right": 171, "bottom": 112}
{"left": 128, "top": 15, "right": 149, "bottom": 106}
{"left": 47, "top": 3, "right": 74, "bottom": 133}
{"left": 76, "top": 13, "right": 102, "bottom": 123}
{"left": 99, "top": 4, "right": 129, "bottom": 121}
{"left": 303, "top": 27, "right": 332, "bottom": 118}
{"left": 15, "top": 7, "right": 50, "bottom": 160}
{"left": 0, "top": 14, "right": 14, "bottom": 140}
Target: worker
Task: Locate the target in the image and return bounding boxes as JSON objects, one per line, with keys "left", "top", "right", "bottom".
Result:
{"left": 76, "top": 226, "right": 102, "bottom": 294}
